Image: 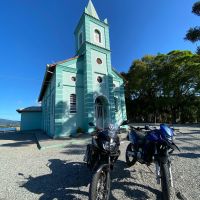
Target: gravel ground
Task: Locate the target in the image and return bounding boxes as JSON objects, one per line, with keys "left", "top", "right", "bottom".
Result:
{"left": 0, "top": 125, "right": 199, "bottom": 200}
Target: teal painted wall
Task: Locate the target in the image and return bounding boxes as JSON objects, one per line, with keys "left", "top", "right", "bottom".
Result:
{"left": 54, "top": 57, "right": 84, "bottom": 137}
{"left": 21, "top": 112, "right": 42, "bottom": 131}
{"left": 41, "top": 72, "right": 55, "bottom": 137}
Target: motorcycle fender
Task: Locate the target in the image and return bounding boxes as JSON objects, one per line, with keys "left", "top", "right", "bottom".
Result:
{"left": 96, "top": 164, "right": 110, "bottom": 174}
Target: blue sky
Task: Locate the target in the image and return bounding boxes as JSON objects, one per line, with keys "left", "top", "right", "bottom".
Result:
{"left": 0, "top": 0, "right": 199, "bottom": 120}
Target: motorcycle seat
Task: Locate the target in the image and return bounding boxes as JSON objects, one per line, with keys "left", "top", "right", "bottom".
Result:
{"left": 136, "top": 131, "right": 146, "bottom": 141}
{"left": 130, "top": 130, "right": 148, "bottom": 144}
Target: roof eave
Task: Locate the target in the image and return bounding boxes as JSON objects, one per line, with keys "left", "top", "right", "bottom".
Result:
{"left": 38, "top": 56, "right": 80, "bottom": 102}
{"left": 38, "top": 65, "right": 56, "bottom": 102}
{"left": 38, "top": 67, "right": 49, "bottom": 102}
{"left": 17, "top": 110, "right": 42, "bottom": 113}
{"left": 112, "top": 67, "right": 126, "bottom": 82}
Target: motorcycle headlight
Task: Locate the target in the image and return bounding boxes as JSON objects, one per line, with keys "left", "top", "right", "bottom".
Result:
{"left": 102, "top": 141, "right": 110, "bottom": 151}
{"left": 110, "top": 140, "right": 117, "bottom": 152}
{"left": 102, "top": 139, "right": 118, "bottom": 152}
{"left": 160, "top": 124, "right": 174, "bottom": 142}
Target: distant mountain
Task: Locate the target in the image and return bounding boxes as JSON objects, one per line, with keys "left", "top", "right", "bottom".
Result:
{"left": 0, "top": 118, "right": 20, "bottom": 127}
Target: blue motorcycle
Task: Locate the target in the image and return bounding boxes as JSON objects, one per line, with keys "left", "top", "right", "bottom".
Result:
{"left": 126, "top": 124, "right": 180, "bottom": 200}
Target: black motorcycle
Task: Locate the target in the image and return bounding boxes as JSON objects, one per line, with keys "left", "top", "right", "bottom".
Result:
{"left": 126, "top": 124, "right": 180, "bottom": 200}
{"left": 84, "top": 121, "right": 127, "bottom": 200}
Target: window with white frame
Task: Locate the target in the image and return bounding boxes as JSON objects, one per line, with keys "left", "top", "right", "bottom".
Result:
{"left": 94, "top": 29, "right": 101, "bottom": 43}
{"left": 70, "top": 94, "right": 76, "bottom": 113}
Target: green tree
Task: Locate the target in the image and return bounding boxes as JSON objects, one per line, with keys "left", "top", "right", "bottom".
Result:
{"left": 192, "top": 1, "right": 200, "bottom": 16}
{"left": 185, "top": 1, "right": 200, "bottom": 54}
{"left": 124, "top": 50, "right": 200, "bottom": 123}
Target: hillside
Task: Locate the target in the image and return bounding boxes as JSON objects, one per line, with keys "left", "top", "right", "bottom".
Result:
{"left": 0, "top": 118, "right": 20, "bottom": 127}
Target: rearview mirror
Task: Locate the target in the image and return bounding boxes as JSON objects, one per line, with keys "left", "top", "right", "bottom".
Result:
{"left": 120, "top": 120, "right": 129, "bottom": 126}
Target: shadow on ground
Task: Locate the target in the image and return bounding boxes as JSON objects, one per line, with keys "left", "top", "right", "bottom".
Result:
{"left": 110, "top": 160, "right": 161, "bottom": 200}
{"left": 62, "top": 144, "right": 87, "bottom": 155}
{"left": 19, "top": 160, "right": 90, "bottom": 200}
{"left": 174, "top": 130, "right": 200, "bottom": 159}
{"left": 19, "top": 159, "right": 161, "bottom": 200}
{"left": 0, "top": 131, "right": 38, "bottom": 147}
{"left": 174, "top": 152, "right": 200, "bottom": 159}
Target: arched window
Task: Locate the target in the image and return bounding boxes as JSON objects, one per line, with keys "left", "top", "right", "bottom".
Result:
{"left": 79, "top": 32, "right": 83, "bottom": 47}
{"left": 94, "top": 29, "right": 101, "bottom": 43}
{"left": 70, "top": 94, "right": 76, "bottom": 113}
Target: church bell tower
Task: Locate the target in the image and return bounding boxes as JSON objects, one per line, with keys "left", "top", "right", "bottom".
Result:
{"left": 74, "top": 0, "right": 116, "bottom": 131}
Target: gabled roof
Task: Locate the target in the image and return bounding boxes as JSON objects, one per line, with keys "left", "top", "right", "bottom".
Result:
{"left": 47, "top": 56, "right": 79, "bottom": 67}
{"left": 85, "top": 0, "right": 99, "bottom": 20}
{"left": 38, "top": 56, "right": 79, "bottom": 102}
{"left": 17, "top": 106, "right": 42, "bottom": 113}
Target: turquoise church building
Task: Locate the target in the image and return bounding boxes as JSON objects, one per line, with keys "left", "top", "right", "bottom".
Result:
{"left": 36, "top": 0, "right": 127, "bottom": 138}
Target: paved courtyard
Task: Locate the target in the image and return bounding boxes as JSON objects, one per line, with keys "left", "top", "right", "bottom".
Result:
{"left": 0, "top": 125, "right": 199, "bottom": 200}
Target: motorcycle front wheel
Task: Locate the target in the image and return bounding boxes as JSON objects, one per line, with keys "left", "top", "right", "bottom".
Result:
{"left": 126, "top": 143, "right": 137, "bottom": 167}
{"left": 89, "top": 168, "right": 110, "bottom": 200}
{"left": 160, "top": 162, "right": 175, "bottom": 200}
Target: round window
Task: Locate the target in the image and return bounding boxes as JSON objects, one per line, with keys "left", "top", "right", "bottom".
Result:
{"left": 71, "top": 76, "right": 76, "bottom": 82}
{"left": 96, "top": 58, "right": 102, "bottom": 64}
{"left": 97, "top": 76, "right": 102, "bottom": 83}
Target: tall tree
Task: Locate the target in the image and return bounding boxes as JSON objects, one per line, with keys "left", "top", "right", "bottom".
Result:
{"left": 123, "top": 50, "right": 200, "bottom": 123}
{"left": 185, "top": 1, "right": 200, "bottom": 54}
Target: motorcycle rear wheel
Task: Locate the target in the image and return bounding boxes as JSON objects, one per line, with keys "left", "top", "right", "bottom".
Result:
{"left": 126, "top": 143, "right": 137, "bottom": 167}
{"left": 89, "top": 169, "right": 110, "bottom": 200}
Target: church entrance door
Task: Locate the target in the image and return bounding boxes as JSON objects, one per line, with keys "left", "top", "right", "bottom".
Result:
{"left": 95, "top": 96, "right": 108, "bottom": 129}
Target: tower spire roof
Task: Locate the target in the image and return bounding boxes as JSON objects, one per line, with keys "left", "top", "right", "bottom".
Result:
{"left": 85, "top": 0, "right": 99, "bottom": 20}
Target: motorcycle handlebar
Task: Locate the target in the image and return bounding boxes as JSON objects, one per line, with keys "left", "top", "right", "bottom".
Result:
{"left": 129, "top": 125, "right": 155, "bottom": 131}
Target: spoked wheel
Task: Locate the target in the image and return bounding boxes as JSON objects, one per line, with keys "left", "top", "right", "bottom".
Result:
{"left": 160, "top": 161, "right": 176, "bottom": 200}
{"left": 126, "top": 143, "right": 137, "bottom": 167}
{"left": 89, "top": 169, "right": 110, "bottom": 200}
